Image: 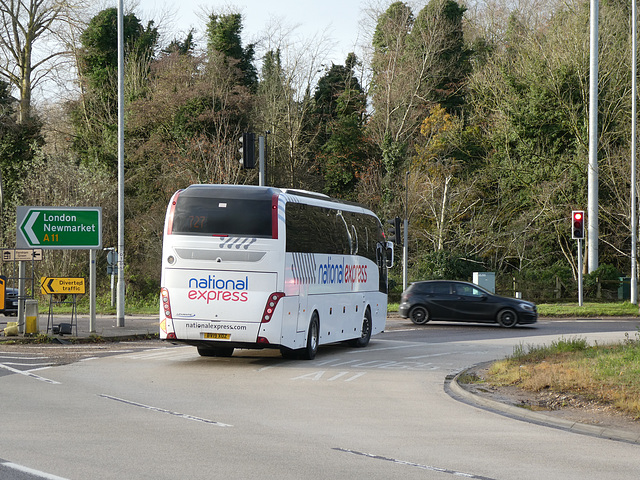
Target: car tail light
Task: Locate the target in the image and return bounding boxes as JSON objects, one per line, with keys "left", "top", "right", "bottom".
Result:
{"left": 261, "top": 292, "right": 285, "bottom": 323}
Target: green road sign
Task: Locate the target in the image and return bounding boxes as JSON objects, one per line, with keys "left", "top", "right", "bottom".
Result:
{"left": 16, "top": 207, "right": 102, "bottom": 249}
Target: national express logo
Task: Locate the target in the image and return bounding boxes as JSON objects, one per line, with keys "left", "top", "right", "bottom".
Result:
{"left": 317, "top": 256, "right": 367, "bottom": 285}
{"left": 188, "top": 275, "right": 249, "bottom": 303}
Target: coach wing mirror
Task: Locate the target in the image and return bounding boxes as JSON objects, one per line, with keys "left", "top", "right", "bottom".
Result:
{"left": 385, "top": 241, "right": 394, "bottom": 268}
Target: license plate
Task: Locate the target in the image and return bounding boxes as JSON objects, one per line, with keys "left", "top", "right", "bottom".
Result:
{"left": 204, "top": 333, "right": 231, "bottom": 340}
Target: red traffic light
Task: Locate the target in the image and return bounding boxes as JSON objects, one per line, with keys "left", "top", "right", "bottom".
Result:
{"left": 571, "top": 210, "right": 584, "bottom": 239}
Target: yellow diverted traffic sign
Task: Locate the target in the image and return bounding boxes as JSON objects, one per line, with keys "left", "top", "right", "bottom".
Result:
{"left": 41, "top": 277, "right": 85, "bottom": 295}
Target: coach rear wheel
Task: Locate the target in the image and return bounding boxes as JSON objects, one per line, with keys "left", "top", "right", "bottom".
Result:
{"left": 301, "top": 313, "right": 319, "bottom": 360}
{"left": 349, "top": 309, "right": 372, "bottom": 348}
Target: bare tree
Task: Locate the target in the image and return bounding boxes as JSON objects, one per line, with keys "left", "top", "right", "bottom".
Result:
{"left": 0, "top": 0, "right": 74, "bottom": 122}
{"left": 253, "top": 19, "right": 334, "bottom": 188}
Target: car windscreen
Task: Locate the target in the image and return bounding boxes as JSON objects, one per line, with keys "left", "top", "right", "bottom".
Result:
{"left": 171, "top": 195, "right": 273, "bottom": 237}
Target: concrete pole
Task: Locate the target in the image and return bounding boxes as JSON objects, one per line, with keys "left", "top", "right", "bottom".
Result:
{"left": 631, "top": 0, "right": 638, "bottom": 304}
{"left": 116, "top": 0, "right": 125, "bottom": 326}
{"left": 588, "top": 0, "right": 599, "bottom": 273}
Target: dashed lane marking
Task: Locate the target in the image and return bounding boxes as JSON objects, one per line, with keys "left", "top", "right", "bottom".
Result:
{"left": 334, "top": 448, "right": 498, "bottom": 479}
{"left": 99, "top": 394, "right": 232, "bottom": 427}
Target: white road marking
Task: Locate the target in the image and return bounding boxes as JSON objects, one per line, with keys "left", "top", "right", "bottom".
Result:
{"left": 99, "top": 394, "right": 232, "bottom": 427}
{"left": 1, "top": 461, "right": 70, "bottom": 480}
{"left": 0, "top": 363, "right": 60, "bottom": 384}
{"left": 334, "top": 448, "right": 498, "bottom": 479}
{"left": 291, "top": 371, "right": 368, "bottom": 382}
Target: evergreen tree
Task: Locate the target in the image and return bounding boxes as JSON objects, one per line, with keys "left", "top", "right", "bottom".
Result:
{"left": 314, "top": 54, "right": 369, "bottom": 198}
{"left": 0, "top": 79, "right": 43, "bottom": 244}
{"left": 206, "top": 13, "right": 257, "bottom": 89}
{"left": 70, "top": 8, "right": 158, "bottom": 169}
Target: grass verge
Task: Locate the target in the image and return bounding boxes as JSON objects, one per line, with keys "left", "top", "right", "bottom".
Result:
{"left": 485, "top": 333, "right": 640, "bottom": 419}
{"left": 537, "top": 302, "right": 640, "bottom": 317}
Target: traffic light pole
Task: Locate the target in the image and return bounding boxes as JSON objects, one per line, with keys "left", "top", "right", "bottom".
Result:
{"left": 403, "top": 171, "right": 409, "bottom": 291}
{"left": 259, "top": 135, "right": 265, "bottom": 186}
{"left": 578, "top": 239, "right": 584, "bottom": 306}
{"left": 403, "top": 218, "right": 408, "bottom": 291}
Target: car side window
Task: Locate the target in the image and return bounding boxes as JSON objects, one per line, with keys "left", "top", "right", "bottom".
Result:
{"left": 432, "top": 283, "right": 451, "bottom": 295}
{"left": 455, "top": 284, "right": 483, "bottom": 297}
{"left": 413, "top": 283, "right": 432, "bottom": 294}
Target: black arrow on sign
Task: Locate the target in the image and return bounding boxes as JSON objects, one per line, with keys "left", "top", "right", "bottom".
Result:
{"left": 40, "top": 277, "right": 54, "bottom": 294}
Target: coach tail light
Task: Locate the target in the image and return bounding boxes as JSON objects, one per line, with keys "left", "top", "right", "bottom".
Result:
{"left": 261, "top": 292, "right": 285, "bottom": 323}
{"left": 256, "top": 292, "right": 285, "bottom": 344}
{"left": 160, "top": 287, "right": 177, "bottom": 340}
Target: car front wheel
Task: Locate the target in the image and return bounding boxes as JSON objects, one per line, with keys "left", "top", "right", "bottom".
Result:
{"left": 497, "top": 308, "right": 518, "bottom": 328}
{"left": 409, "top": 305, "right": 430, "bottom": 325}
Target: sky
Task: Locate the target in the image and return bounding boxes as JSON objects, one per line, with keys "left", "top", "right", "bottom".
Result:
{"left": 137, "top": 0, "right": 373, "bottom": 67}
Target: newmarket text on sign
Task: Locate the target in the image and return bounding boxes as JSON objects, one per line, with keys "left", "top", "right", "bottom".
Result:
{"left": 16, "top": 207, "right": 102, "bottom": 249}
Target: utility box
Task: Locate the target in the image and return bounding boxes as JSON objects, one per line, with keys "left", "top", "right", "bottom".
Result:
{"left": 473, "top": 272, "right": 496, "bottom": 293}
{"left": 25, "top": 299, "right": 39, "bottom": 335}
{"left": 618, "top": 277, "right": 631, "bottom": 301}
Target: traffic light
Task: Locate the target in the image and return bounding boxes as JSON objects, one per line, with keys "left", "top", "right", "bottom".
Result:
{"left": 572, "top": 210, "right": 585, "bottom": 239}
{"left": 239, "top": 132, "right": 255, "bottom": 169}
{"left": 387, "top": 217, "right": 402, "bottom": 244}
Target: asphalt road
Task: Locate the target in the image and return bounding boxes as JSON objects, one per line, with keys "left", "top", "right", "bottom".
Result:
{"left": 1, "top": 318, "right": 639, "bottom": 480}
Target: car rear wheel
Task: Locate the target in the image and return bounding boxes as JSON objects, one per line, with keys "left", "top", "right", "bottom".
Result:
{"left": 497, "top": 308, "right": 518, "bottom": 328}
{"left": 409, "top": 305, "right": 430, "bottom": 325}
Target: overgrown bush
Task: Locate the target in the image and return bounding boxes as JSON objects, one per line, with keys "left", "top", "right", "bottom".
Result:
{"left": 410, "top": 250, "right": 480, "bottom": 282}
{"left": 584, "top": 263, "right": 622, "bottom": 300}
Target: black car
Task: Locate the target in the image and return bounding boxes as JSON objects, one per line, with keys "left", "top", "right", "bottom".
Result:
{"left": 1, "top": 287, "right": 18, "bottom": 316}
{"left": 398, "top": 280, "right": 537, "bottom": 327}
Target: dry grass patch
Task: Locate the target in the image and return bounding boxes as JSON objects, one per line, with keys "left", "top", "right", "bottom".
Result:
{"left": 485, "top": 334, "right": 640, "bottom": 419}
